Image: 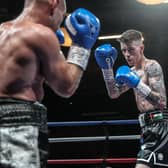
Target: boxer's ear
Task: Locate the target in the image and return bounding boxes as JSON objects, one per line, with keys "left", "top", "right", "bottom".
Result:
{"left": 48, "top": 0, "right": 60, "bottom": 9}
{"left": 49, "top": 0, "right": 59, "bottom": 15}
{"left": 140, "top": 44, "right": 144, "bottom": 55}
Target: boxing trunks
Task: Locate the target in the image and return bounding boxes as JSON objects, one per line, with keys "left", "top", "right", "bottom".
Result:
{"left": 0, "top": 97, "right": 48, "bottom": 168}
{"left": 137, "top": 109, "right": 168, "bottom": 167}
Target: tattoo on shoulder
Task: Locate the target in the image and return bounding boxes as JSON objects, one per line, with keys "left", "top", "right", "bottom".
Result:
{"left": 145, "top": 61, "right": 162, "bottom": 77}
{"left": 145, "top": 61, "right": 167, "bottom": 107}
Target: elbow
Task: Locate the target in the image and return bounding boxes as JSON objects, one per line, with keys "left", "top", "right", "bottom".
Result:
{"left": 59, "top": 88, "right": 76, "bottom": 98}
{"left": 108, "top": 92, "right": 120, "bottom": 99}
{"left": 55, "top": 81, "right": 77, "bottom": 98}
{"left": 46, "top": 72, "right": 80, "bottom": 98}
{"left": 109, "top": 95, "right": 119, "bottom": 99}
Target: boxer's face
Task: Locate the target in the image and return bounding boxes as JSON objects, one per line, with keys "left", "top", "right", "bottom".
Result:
{"left": 120, "top": 41, "right": 144, "bottom": 67}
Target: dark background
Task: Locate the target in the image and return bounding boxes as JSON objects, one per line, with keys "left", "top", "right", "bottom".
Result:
{"left": 1, "top": 0, "right": 168, "bottom": 121}
{"left": 50, "top": 0, "right": 168, "bottom": 122}
{"left": 1, "top": 0, "right": 168, "bottom": 167}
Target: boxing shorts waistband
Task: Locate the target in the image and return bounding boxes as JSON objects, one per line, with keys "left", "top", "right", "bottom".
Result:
{"left": 138, "top": 109, "right": 168, "bottom": 128}
{"left": 0, "top": 97, "right": 47, "bottom": 126}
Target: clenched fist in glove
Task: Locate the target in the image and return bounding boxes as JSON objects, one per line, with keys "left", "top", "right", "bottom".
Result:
{"left": 64, "top": 8, "right": 100, "bottom": 70}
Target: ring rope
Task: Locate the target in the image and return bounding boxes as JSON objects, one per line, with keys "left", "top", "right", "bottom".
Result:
{"left": 47, "top": 158, "right": 136, "bottom": 164}
{"left": 49, "top": 134, "right": 140, "bottom": 143}
{"left": 48, "top": 119, "right": 139, "bottom": 127}
{"left": 48, "top": 120, "right": 139, "bottom": 165}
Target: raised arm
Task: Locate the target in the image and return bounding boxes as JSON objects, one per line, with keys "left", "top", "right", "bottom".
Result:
{"left": 38, "top": 8, "right": 100, "bottom": 98}
{"left": 94, "top": 44, "right": 129, "bottom": 99}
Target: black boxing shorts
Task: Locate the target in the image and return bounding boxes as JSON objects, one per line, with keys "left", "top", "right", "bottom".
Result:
{"left": 137, "top": 109, "right": 168, "bottom": 167}
{"left": 0, "top": 97, "right": 48, "bottom": 168}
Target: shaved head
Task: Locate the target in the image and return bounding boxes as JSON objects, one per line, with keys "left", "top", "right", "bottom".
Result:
{"left": 24, "top": 0, "right": 49, "bottom": 7}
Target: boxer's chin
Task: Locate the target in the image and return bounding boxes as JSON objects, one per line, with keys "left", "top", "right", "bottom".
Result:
{"left": 127, "top": 62, "right": 133, "bottom": 66}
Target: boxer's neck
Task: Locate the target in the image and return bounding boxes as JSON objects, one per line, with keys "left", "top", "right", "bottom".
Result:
{"left": 16, "top": 3, "right": 51, "bottom": 27}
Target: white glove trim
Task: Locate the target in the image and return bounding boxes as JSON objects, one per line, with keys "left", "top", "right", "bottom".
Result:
{"left": 106, "top": 57, "right": 114, "bottom": 69}
{"left": 102, "top": 69, "right": 114, "bottom": 81}
{"left": 65, "top": 15, "right": 77, "bottom": 36}
{"left": 67, "top": 45, "right": 90, "bottom": 70}
{"left": 136, "top": 80, "right": 151, "bottom": 97}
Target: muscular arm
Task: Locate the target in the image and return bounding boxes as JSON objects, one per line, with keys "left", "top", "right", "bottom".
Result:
{"left": 36, "top": 28, "right": 84, "bottom": 98}
{"left": 144, "top": 61, "right": 167, "bottom": 107}
{"left": 102, "top": 69, "right": 129, "bottom": 99}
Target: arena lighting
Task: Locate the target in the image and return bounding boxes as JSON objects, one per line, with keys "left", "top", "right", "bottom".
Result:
{"left": 137, "top": 0, "right": 168, "bottom": 5}
{"left": 61, "top": 33, "right": 122, "bottom": 47}
{"left": 98, "top": 34, "right": 121, "bottom": 40}
{"left": 60, "top": 27, "right": 121, "bottom": 47}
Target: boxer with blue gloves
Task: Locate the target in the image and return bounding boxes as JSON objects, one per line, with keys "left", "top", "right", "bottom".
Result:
{"left": 65, "top": 8, "right": 100, "bottom": 70}
{"left": 95, "top": 29, "right": 168, "bottom": 168}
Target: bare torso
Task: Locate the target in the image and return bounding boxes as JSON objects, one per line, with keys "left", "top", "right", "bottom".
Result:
{"left": 106, "top": 58, "right": 167, "bottom": 113}
{"left": 0, "top": 20, "right": 46, "bottom": 101}
{"left": 133, "top": 59, "right": 167, "bottom": 112}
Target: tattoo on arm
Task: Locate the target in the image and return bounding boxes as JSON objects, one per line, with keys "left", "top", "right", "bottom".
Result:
{"left": 146, "top": 92, "right": 160, "bottom": 105}
{"left": 145, "top": 62, "right": 167, "bottom": 107}
{"left": 105, "top": 79, "right": 129, "bottom": 98}
{"left": 102, "top": 69, "right": 129, "bottom": 98}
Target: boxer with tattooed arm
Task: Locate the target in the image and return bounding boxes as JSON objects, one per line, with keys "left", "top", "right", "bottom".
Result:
{"left": 95, "top": 29, "right": 167, "bottom": 168}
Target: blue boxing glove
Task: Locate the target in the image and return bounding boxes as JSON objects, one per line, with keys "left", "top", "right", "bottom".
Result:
{"left": 115, "top": 65, "right": 140, "bottom": 87}
{"left": 56, "top": 29, "right": 65, "bottom": 44}
{"left": 64, "top": 8, "right": 100, "bottom": 49}
{"left": 94, "top": 44, "right": 118, "bottom": 69}
{"left": 64, "top": 8, "right": 100, "bottom": 70}
{"left": 94, "top": 44, "right": 118, "bottom": 81}
{"left": 115, "top": 65, "right": 151, "bottom": 97}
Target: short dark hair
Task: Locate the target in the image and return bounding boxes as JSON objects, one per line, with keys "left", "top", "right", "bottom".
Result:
{"left": 117, "top": 29, "right": 144, "bottom": 44}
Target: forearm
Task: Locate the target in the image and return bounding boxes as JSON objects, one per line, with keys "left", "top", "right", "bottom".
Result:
{"left": 51, "top": 64, "right": 83, "bottom": 98}
{"left": 55, "top": 45, "right": 90, "bottom": 97}
{"left": 67, "top": 45, "right": 91, "bottom": 71}
{"left": 146, "top": 91, "right": 167, "bottom": 108}
{"left": 146, "top": 92, "right": 162, "bottom": 106}
{"left": 135, "top": 81, "right": 166, "bottom": 107}
{"left": 65, "top": 64, "right": 83, "bottom": 96}
{"left": 102, "top": 69, "right": 121, "bottom": 98}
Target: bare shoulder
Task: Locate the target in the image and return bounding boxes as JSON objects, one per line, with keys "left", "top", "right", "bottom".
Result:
{"left": 0, "top": 21, "right": 57, "bottom": 45}
{"left": 0, "top": 21, "right": 13, "bottom": 33}
{"left": 18, "top": 22, "right": 60, "bottom": 57}
{"left": 23, "top": 22, "right": 57, "bottom": 45}
{"left": 145, "top": 59, "right": 163, "bottom": 77}
{"left": 32, "top": 23, "right": 55, "bottom": 39}
{"left": 0, "top": 21, "right": 60, "bottom": 63}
